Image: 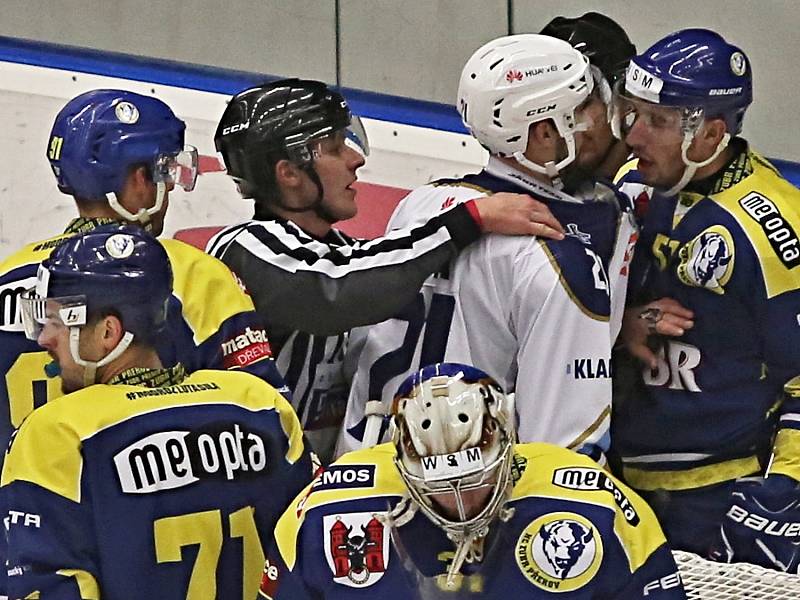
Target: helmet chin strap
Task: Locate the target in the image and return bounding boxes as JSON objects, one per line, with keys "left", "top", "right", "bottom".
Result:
{"left": 106, "top": 181, "right": 167, "bottom": 232}
{"left": 69, "top": 326, "right": 135, "bottom": 387}
{"left": 664, "top": 131, "right": 731, "bottom": 196}
{"left": 511, "top": 121, "right": 586, "bottom": 190}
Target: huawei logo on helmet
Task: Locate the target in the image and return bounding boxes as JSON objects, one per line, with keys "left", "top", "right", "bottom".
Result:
{"left": 505, "top": 70, "right": 524, "bottom": 83}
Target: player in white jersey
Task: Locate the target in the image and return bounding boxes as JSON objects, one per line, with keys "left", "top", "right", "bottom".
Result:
{"left": 339, "top": 34, "right": 634, "bottom": 461}
{"left": 209, "top": 79, "right": 563, "bottom": 462}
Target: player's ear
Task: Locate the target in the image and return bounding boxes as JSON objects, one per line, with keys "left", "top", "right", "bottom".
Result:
{"left": 95, "top": 313, "right": 126, "bottom": 351}
{"left": 274, "top": 159, "right": 304, "bottom": 191}
{"left": 691, "top": 117, "right": 728, "bottom": 161}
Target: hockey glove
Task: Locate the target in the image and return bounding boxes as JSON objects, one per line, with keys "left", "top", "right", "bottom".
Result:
{"left": 709, "top": 474, "right": 800, "bottom": 572}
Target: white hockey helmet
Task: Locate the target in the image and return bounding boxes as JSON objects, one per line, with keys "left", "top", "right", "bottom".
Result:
{"left": 457, "top": 34, "right": 593, "bottom": 177}
{"left": 391, "top": 363, "right": 516, "bottom": 580}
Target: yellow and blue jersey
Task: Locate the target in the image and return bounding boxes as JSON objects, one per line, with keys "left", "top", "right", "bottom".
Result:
{"left": 2, "top": 369, "right": 312, "bottom": 600}
{"left": 614, "top": 142, "right": 800, "bottom": 490}
{"left": 260, "top": 443, "right": 684, "bottom": 599}
{"left": 0, "top": 219, "right": 288, "bottom": 471}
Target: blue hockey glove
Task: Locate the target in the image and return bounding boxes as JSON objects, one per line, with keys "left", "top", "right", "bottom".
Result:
{"left": 709, "top": 474, "right": 800, "bottom": 572}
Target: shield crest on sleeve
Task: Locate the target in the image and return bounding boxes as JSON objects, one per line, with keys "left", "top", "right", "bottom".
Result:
{"left": 323, "top": 512, "right": 390, "bottom": 588}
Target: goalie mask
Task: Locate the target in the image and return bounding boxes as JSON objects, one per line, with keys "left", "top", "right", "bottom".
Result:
{"left": 457, "top": 34, "right": 593, "bottom": 179}
{"left": 390, "top": 363, "right": 516, "bottom": 586}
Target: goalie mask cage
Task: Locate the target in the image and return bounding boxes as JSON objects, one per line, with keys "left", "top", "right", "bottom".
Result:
{"left": 674, "top": 551, "right": 800, "bottom": 599}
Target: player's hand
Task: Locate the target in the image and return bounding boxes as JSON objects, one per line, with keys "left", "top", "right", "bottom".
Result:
{"left": 620, "top": 298, "right": 694, "bottom": 369}
{"left": 474, "top": 193, "right": 565, "bottom": 239}
{"left": 708, "top": 475, "right": 800, "bottom": 572}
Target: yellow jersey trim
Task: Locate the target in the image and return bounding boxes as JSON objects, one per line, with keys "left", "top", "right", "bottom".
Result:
{"left": 511, "top": 443, "right": 665, "bottom": 574}
{"left": 710, "top": 151, "right": 800, "bottom": 299}
{"left": 1, "top": 371, "right": 302, "bottom": 502}
{"left": 623, "top": 455, "right": 761, "bottom": 492}
{"left": 160, "top": 238, "right": 257, "bottom": 344}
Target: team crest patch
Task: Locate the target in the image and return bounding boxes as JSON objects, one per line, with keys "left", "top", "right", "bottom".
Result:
{"left": 677, "top": 226, "right": 734, "bottom": 294}
{"left": 323, "top": 512, "right": 389, "bottom": 588}
{"left": 516, "top": 512, "right": 603, "bottom": 592}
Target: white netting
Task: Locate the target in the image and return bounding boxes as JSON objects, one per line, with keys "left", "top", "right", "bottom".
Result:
{"left": 674, "top": 551, "right": 800, "bottom": 599}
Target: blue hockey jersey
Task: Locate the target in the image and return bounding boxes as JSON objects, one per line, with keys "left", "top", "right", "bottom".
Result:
{"left": 0, "top": 218, "right": 288, "bottom": 471}
{"left": 261, "top": 442, "right": 685, "bottom": 599}
{"left": 2, "top": 368, "right": 312, "bottom": 600}
{"left": 614, "top": 144, "right": 800, "bottom": 490}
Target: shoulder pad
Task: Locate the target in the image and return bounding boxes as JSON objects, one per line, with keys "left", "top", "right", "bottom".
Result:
{"left": 541, "top": 240, "right": 610, "bottom": 321}
{"left": 274, "top": 444, "right": 404, "bottom": 570}
{"left": 160, "top": 238, "right": 257, "bottom": 342}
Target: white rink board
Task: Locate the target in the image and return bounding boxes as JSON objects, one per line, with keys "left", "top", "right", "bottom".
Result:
{"left": 0, "top": 60, "right": 486, "bottom": 260}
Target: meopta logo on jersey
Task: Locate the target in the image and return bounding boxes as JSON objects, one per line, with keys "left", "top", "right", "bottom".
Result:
{"left": 677, "top": 226, "right": 734, "bottom": 294}
{"left": 552, "top": 467, "right": 640, "bottom": 525}
{"left": 323, "top": 512, "right": 389, "bottom": 588}
{"left": 0, "top": 276, "right": 35, "bottom": 332}
{"left": 516, "top": 512, "right": 603, "bottom": 593}
{"left": 113, "top": 423, "right": 268, "bottom": 493}
{"left": 312, "top": 465, "right": 376, "bottom": 492}
{"left": 739, "top": 192, "right": 800, "bottom": 269}
{"left": 221, "top": 326, "right": 273, "bottom": 369}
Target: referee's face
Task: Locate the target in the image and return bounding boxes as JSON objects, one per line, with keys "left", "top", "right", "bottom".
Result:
{"left": 311, "top": 131, "right": 366, "bottom": 222}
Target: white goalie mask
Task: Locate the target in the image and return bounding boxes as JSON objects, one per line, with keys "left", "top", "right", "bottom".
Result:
{"left": 390, "top": 363, "right": 516, "bottom": 585}
{"left": 457, "top": 34, "right": 593, "bottom": 178}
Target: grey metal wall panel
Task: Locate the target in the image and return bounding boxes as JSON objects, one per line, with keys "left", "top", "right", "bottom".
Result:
{"left": 0, "top": 0, "right": 337, "bottom": 83}
{"left": 512, "top": 0, "right": 799, "bottom": 159}
{"left": 339, "top": 0, "right": 507, "bottom": 104}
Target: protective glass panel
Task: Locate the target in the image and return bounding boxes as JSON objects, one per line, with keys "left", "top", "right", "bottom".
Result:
{"left": 154, "top": 145, "right": 199, "bottom": 192}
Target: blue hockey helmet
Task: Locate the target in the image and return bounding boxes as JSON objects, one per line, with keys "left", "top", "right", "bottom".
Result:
{"left": 47, "top": 89, "right": 197, "bottom": 204}
{"left": 22, "top": 224, "right": 172, "bottom": 346}
{"left": 622, "top": 28, "right": 752, "bottom": 135}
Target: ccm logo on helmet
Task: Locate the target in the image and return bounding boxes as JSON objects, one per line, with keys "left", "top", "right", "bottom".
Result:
{"left": 526, "top": 104, "right": 557, "bottom": 116}
{"left": 221, "top": 121, "right": 250, "bottom": 135}
{"left": 726, "top": 504, "right": 800, "bottom": 537}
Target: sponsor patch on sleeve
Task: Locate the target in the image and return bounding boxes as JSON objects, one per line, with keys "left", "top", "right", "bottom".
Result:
{"left": 259, "top": 557, "right": 281, "bottom": 599}
{"left": 552, "top": 467, "right": 640, "bottom": 525}
{"left": 312, "top": 465, "right": 376, "bottom": 492}
{"left": 221, "top": 327, "right": 273, "bottom": 369}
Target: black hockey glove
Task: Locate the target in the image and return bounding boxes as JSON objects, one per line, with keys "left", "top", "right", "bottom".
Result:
{"left": 708, "top": 474, "right": 800, "bottom": 572}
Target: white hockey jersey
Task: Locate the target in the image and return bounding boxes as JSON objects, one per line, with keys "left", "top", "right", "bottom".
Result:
{"left": 339, "top": 158, "right": 635, "bottom": 459}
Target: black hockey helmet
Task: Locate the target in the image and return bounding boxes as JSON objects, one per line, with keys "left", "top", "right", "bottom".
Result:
{"left": 540, "top": 12, "right": 636, "bottom": 86}
{"left": 215, "top": 78, "right": 366, "bottom": 199}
